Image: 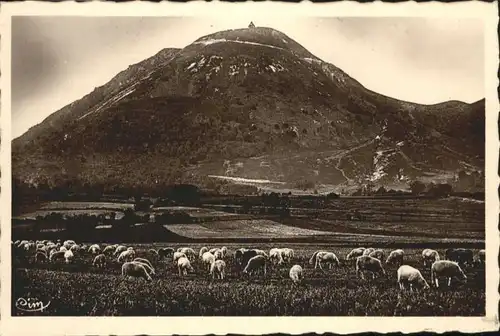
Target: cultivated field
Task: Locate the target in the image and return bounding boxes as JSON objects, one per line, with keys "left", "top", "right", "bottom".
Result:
{"left": 41, "top": 201, "right": 135, "bottom": 211}
{"left": 12, "top": 243, "right": 485, "bottom": 316}
{"left": 166, "top": 219, "right": 336, "bottom": 239}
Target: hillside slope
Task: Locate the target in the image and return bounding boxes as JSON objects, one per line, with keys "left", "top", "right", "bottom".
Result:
{"left": 12, "top": 26, "right": 484, "bottom": 193}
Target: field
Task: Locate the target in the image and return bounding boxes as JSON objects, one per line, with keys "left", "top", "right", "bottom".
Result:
{"left": 11, "top": 197, "right": 486, "bottom": 316}
{"left": 12, "top": 243, "right": 485, "bottom": 316}
{"left": 166, "top": 219, "right": 336, "bottom": 239}
{"left": 153, "top": 206, "right": 240, "bottom": 218}
{"left": 16, "top": 209, "right": 126, "bottom": 221}
{"left": 40, "top": 201, "right": 135, "bottom": 211}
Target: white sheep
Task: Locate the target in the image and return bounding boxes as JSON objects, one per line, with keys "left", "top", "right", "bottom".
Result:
{"left": 243, "top": 255, "right": 267, "bottom": 276}
{"left": 177, "top": 257, "right": 194, "bottom": 277}
{"left": 199, "top": 246, "right": 209, "bottom": 259}
{"left": 210, "top": 260, "right": 226, "bottom": 280}
{"left": 431, "top": 260, "right": 467, "bottom": 287}
{"left": 422, "top": 248, "right": 440, "bottom": 267}
{"left": 122, "top": 261, "right": 152, "bottom": 281}
{"left": 117, "top": 249, "right": 136, "bottom": 263}
{"left": 177, "top": 247, "right": 196, "bottom": 260}
{"left": 173, "top": 251, "right": 187, "bottom": 263}
{"left": 282, "top": 248, "right": 294, "bottom": 262}
{"left": 397, "top": 265, "right": 430, "bottom": 291}
{"left": 64, "top": 249, "right": 74, "bottom": 264}
{"left": 114, "top": 245, "right": 127, "bottom": 256}
{"left": 345, "top": 247, "right": 364, "bottom": 261}
{"left": 289, "top": 265, "right": 303, "bottom": 285}
{"left": 386, "top": 249, "right": 404, "bottom": 265}
{"left": 93, "top": 254, "right": 106, "bottom": 268}
{"left": 202, "top": 252, "right": 216, "bottom": 272}
{"left": 88, "top": 244, "right": 101, "bottom": 254}
{"left": 309, "top": 251, "right": 340, "bottom": 270}
{"left": 356, "top": 255, "right": 386, "bottom": 280}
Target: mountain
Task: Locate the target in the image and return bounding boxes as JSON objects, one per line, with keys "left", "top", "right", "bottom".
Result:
{"left": 12, "top": 26, "right": 485, "bottom": 194}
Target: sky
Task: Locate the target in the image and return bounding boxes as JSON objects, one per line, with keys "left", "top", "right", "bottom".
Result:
{"left": 11, "top": 16, "right": 485, "bottom": 139}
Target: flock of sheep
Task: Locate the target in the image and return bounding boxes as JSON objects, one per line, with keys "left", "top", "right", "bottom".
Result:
{"left": 13, "top": 239, "right": 485, "bottom": 291}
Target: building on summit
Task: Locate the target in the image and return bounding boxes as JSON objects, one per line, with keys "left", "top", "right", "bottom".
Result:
{"left": 248, "top": 21, "right": 255, "bottom": 28}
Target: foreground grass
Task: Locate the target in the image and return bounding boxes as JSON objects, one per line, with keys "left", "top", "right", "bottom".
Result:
{"left": 12, "top": 244, "right": 485, "bottom": 316}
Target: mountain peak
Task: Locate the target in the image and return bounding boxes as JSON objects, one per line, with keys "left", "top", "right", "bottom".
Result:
{"left": 12, "top": 25, "right": 484, "bottom": 193}
{"left": 190, "top": 26, "right": 320, "bottom": 60}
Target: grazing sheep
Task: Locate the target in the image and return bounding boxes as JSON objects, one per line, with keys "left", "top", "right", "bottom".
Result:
{"left": 356, "top": 255, "right": 386, "bottom": 280}
{"left": 362, "top": 248, "right": 375, "bottom": 256}
{"left": 47, "top": 247, "right": 57, "bottom": 257}
{"left": 177, "top": 257, "right": 194, "bottom": 277}
{"left": 397, "top": 265, "right": 430, "bottom": 291}
{"left": 422, "top": 249, "right": 440, "bottom": 267}
{"left": 476, "top": 249, "right": 486, "bottom": 265}
{"left": 309, "top": 251, "right": 340, "bottom": 270}
{"left": 346, "top": 247, "right": 366, "bottom": 260}
{"left": 18, "top": 240, "right": 29, "bottom": 248}
{"left": 114, "top": 245, "right": 127, "bottom": 256}
{"left": 148, "top": 248, "right": 159, "bottom": 258}
{"left": 386, "top": 249, "right": 404, "bottom": 266}
{"left": 220, "top": 246, "right": 228, "bottom": 258}
{"left": 214, "top": 249, "right": 224, "bottom": 260}
{"left": 199, "top": 246, "right": 209, "bottom": 259}
{"left": 103, "top": 245, "right": 115, "bottom": 255}
{"left": 93, "top": 254, "right": 106, "bottom": 268}
{"left": 445, "top": 248, "right": 474, "bottom": 266}
{"left": 122, "top": 261, "right": 152, "bottom": 281}
{"left": 431, "top": 260, "right": 467, "bottom": 288}
{"left": 49, "top": 248, "right": 59, "bottom": 258}
{"left": 69, "top": 244, "right": 80, "bottom": 254}
{"left": 173, "top": 252, "right": 187, "bottom": 263}
{"left": 243, "top": 255, "right": 267, "bottom": 276}
{"left": 64, "top": 250, "right": 74, "bottom": 264}
{"left": 282, "top": 248, "right": 294, "bottom": 262}
{"left": 369, "top": 249, "right": 385, "bottom": 261}
{"left": 210, "top": 260, "right": 226, "bottom": 280}
{"left": 26, "top": 242, "right": 37, "bottom": 252}
{"left": 63, "top": 240, "right": 76, "bottom": 250}
{"left": 178, "top": 247, "right": 196, "bottom": 260}
{"left": 269, "top": 248, "right": 285, "bottom": 265}
{"left": 118, "top": 249, "right": 136, "bottom": 263}
{"left": 289, "top": 265, "right": 304, "bottom": 285}
{"left": 202, "top": 252, "right": 216, "bottom": 271}
{"left": 88, "top": 244, "right": 101, "bottom": 254}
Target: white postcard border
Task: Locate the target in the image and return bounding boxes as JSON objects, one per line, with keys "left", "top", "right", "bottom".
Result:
{"left": 1, "top": 1, "right": 499, "bottom": 335}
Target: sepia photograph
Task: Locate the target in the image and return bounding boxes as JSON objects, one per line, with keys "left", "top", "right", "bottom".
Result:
{"left": 1, "top": 1, "right": 499, "bottom": 334}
